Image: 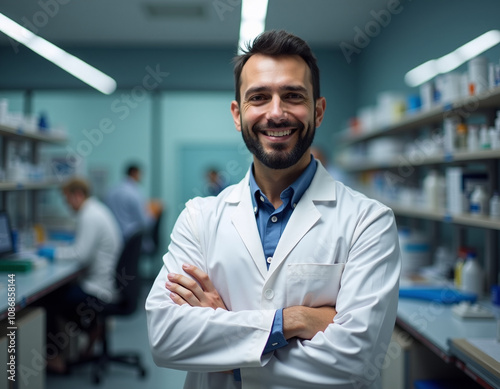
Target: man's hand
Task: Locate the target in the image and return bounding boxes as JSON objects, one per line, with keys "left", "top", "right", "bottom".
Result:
{"left": 165, "top": 264, "right": 227, "bottom": 310}
{"left": 283, "top": 306, "right": 336, "bottom": 340}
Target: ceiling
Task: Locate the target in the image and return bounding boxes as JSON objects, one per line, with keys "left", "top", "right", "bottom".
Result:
{"left": 0, "top": 0, "right": 392, "bottom": 48}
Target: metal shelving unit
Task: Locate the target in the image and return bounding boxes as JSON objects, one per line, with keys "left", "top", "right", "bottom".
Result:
{"left": 337, "top": 86, "right": 500, "bottom": 290}
{"left": 0, "top": 122, "right": 67, "bottom": 223}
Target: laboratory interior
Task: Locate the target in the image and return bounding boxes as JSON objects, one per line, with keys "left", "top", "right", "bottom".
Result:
{"left": 1, "top": 0, "right": 500, "bottom": 388}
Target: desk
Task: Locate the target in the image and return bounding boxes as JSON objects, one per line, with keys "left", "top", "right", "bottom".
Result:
{"left": 397, "top": 298, "right": 500, "bottom": 388}
{"left": 0, "top": 261, "right": 86, "bottom": 321}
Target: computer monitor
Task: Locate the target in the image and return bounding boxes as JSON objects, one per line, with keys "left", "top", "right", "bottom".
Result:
{"left": 0, "top": 211, "right": 14, "bottom": 258}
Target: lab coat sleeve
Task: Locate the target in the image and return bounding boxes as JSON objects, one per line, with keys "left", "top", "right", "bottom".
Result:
{"left": 259, "top": 206, "right": 401, "bottom": 388}
{"left": 145, "top": 200, "right": 276, "bottom": 372}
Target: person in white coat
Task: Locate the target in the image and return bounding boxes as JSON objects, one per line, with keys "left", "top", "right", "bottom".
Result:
{"left": 37, "top": 177, "right": 123, "bottom": 373}
{"left": 146, "top": 30, "right": 401, "bottom": 389}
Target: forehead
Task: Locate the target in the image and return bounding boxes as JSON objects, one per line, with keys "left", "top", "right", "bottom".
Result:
{"left": 240, "top": 54, "right": 312, "bottom": 92}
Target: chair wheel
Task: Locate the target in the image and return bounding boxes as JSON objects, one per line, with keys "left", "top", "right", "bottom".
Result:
{"left": 139, "top": 367, "right": 147, "bottom": 378}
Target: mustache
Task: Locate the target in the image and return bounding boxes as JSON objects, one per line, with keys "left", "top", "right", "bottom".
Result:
{"left": 253, "top": 120, "right": 302, "bottom": 131}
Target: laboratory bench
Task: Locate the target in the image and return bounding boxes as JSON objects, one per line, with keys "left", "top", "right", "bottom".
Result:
{"left": 395, "top": 297, "right": 500, "bottom": 388}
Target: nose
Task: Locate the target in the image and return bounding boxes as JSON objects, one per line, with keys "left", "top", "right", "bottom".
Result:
{"left": 266, "top": 95, "right": 286, "bottom": 122}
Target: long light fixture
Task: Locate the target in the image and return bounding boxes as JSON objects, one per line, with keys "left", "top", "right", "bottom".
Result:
{"left": 405, "top": 30, "right": 500, "bottom": 87}
{"left": 0, "top": 12, "right": 117, "bottom": 95}
{"left": 237, "top": 0, "right": 269, "bottom": 54}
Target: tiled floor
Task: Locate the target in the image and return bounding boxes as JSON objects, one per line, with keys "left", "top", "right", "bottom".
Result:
{"left": 46, "top": 280, "right": 187, "bottom": 389}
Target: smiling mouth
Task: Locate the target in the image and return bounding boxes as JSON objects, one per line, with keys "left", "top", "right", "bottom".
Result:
{"left": 263, "top": 129, "right": 293, "bottom": 137}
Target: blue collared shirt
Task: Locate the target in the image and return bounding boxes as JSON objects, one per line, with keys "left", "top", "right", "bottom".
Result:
{"left": 250, "top": 156, "right": 317, "bottom": 354}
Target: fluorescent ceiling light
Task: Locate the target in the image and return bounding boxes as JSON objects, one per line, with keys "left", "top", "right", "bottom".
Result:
{"left": 0, "top": 12, "right": 117, "bottom": 95}
{"left": 405, "top": 30, "right": 500, "bottom": 87}
{"left": 238, "top": 0, "right": 268, "bottom": 54}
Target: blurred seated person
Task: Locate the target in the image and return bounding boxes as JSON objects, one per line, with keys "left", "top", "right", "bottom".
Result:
{"left": 37, "top": 177, "right": 123, "bottom": 373}
{"left": 106, "top": 163, "right": 163, "bottom": 253}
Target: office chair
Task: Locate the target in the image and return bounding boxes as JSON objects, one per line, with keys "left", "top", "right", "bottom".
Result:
{"left": 72, "top": 230, "right": 147, "bottom": 384}
{"left": 142, "top": 209, "right": 164, "bottom": 279}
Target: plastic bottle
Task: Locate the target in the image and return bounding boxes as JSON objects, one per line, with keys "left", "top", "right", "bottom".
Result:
{"left": 454, "top": 247, "right": 468, "bottom": 288}
{"left": 455, "top": 123, "right": 467, "bottom": 150}
{"left": 490, "top": 192, "right": 500, "bottom": 219}
{"left": 480, "top": 124, "right": 491, "bottom": 149}
{"left": 467, "top": 125, "right": 479, "bottom": 152}
{"left": 423, "top": 170, "right": 440, "bottom": 210}
{"left": 468, "top": 56, "right": 489, "bottom": 95}
{"left": 470, "top": 184, "right": 488, "bottom": 215}
{"left": 489, "top": 126, "right": 500, "bottom": 150}
{"left": 461, "top": 251, "right": 484, "bottom": 297}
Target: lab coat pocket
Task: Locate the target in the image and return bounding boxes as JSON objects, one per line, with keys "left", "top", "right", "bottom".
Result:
{"left": 286, "top": 263, "right": 345, "bottom": 307}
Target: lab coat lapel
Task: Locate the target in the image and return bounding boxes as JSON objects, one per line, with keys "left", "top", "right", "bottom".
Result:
{"left": 228, "top": 175, "right": 267, "bottom": 278}
{"left": 269, "top": 164, "right": 336, "bottom": 274}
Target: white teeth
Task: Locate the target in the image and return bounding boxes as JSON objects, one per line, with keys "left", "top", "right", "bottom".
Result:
{"left": 266, "top": 129, "right": 292, "bottom": 137}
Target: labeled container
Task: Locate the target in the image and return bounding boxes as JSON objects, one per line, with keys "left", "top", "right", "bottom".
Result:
{"left": 468, "top": 56, "right": 489, "bottom": 95}
{"left": 398, "top": 227, "right": 431, "bottom": 276}
{"left": 480, "top": 124, "right": 490, "bottom": 149}
{"left": 461, "top": 251, "right": 484, "bottom": 297}
{"left": 423, "top": 170, "right": 445, "bottom": 210}
{"left": 470, "top": 184, "right": 488, "bottom": 215}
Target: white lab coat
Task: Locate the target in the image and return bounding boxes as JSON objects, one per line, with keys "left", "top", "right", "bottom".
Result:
{"left": 55, "top": 197, "right": 123, "bottom": 303}
{"left": 146, "top": 163, "right": 401, "bottom": 389}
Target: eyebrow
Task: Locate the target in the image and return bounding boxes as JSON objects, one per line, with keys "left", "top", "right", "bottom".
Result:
{"left": 244, "top": 85, "right": 309, "bottom": 100}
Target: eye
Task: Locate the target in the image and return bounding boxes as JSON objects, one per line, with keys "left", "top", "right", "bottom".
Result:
{"left": 248, "top": 94, "right": 268, "bottom": 103}
{"left": 285, "top": 93, "right": 305, "bottom": 101}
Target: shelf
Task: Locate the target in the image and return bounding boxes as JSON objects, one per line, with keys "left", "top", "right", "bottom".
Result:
{"left": 339, "top": 149, "right": 500, "bottom": 172}
{"left": 340, "top": 85, "right": 500, "bottom": 146}
{"left": 0, "top": 181, "right": 62, "bottom": 191}
{"left": 0, "top": 124, "right": 67, "bottom": 144}
{"left": 389, "top": 204, "right": 500, "bottom": 230}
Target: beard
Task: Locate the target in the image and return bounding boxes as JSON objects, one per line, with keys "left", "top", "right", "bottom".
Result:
{"left": 241, "top": 118, "right": 316, "bottom": 170}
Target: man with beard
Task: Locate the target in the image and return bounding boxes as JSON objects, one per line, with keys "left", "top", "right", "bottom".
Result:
{"left": 146, "top": 30, "right": 401, "bottom": 389}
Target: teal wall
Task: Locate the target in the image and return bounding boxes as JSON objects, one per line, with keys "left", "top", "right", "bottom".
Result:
{"left": 352, "top": 0, "right": 500, "bottom": 107}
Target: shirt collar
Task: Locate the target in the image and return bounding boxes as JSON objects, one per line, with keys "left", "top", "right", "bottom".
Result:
{"left": 249, "top": 155, "right": 317, "bottom": 212}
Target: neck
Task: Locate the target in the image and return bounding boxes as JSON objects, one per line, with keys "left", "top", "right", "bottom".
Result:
{"left": 253, "top": 153, "right": 310, "bottom": 208}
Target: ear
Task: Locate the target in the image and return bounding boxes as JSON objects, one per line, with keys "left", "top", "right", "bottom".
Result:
{"left": 230, "top": 100, "right": 242, "bottom": 132}
{"left": 314, "top": 97, "right": 326, "bottom": 128}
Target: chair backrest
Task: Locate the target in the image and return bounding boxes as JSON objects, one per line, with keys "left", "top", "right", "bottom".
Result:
{"left": 113, "top": 230, "right": 143, "bottom": 315}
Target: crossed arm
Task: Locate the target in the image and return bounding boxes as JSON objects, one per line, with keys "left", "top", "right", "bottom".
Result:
{"left": 165, "top": 263, "right": 336, "bottom": 341}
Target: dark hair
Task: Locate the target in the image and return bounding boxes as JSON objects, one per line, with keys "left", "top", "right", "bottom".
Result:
{"left": 126, "top": 164, "right": 140, "bottom": 177}
{"left": 233, "top": 30, "right": 320, "bottom": 103}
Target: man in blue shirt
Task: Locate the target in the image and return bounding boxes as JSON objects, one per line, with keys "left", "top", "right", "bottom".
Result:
{"left": 107, "top": 164, "right": 163, "bottom": 253}
{"left": 146, "top": 30, "right": 401, "bottom": 388}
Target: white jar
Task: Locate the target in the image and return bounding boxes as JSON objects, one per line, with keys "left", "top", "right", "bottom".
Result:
{"left": 461, "top": 252, "right": 484, "bottom": 297}
{"left": 468, "top": 56, "right": 489, "bottom": 95}
{"left": 470, "top": 185, "right": 488, "bottom": 215}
